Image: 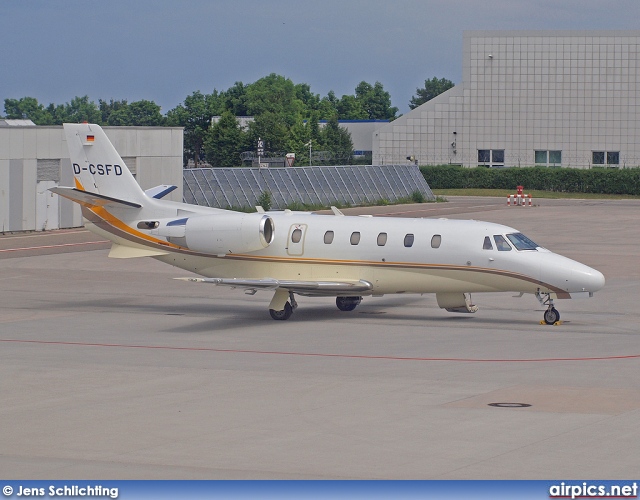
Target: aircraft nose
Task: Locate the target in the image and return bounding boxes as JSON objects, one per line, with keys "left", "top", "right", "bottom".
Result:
{"left": 572, "top": 264, "right": 605, "bottom": 293}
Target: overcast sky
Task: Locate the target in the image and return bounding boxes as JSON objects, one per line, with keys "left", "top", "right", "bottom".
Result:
{"left": 2, "top": 0, "right": 639, "bottom": 115}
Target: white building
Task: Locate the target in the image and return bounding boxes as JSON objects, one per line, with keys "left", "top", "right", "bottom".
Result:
{"left": 0, "top": 124, "right": 183, "bottom": 232}
{"left": 374, "top": 30, "right": 640, "bottom": 168}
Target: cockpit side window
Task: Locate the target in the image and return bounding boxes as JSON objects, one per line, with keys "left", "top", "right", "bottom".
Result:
{"left": 506, "top": 233, "right": 539, "bottom": 251}
{"left": 483, "top": 236, "right": 493, "bottom": 250}
{"left": 494, "top": 235, "right": 512, "bottom": 251}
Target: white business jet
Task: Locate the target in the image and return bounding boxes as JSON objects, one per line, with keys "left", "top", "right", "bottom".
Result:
{"left": 51, "top": 123, "right": 604, "bottom": 324}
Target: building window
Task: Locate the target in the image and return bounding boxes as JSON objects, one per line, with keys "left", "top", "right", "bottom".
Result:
{"left": 593, "top": 151, "right": 620, "bottom": 167}
{"left": 535, "top": 150, "right": 562, "bottom": 167}
{"left": 607, "top": 152, "right": 620, "bottom": 165}
{"left": 478, "top": 149, "right": 504, "bottom": 167}
{"left": 593, "top": 152, "right": 605, "bottom": 165}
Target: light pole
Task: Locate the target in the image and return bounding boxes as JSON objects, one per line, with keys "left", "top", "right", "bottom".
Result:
{"left": 305, "top": 140, "right": 312, "bottom": 166}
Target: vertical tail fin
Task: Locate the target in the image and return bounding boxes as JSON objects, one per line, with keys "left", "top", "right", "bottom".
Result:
{"left": 63, "top": 123, "right": 147, "bottom": 206}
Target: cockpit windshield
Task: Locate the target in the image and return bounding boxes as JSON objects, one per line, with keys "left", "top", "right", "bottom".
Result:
{"left": 506, "top": 233, "right": 539, "bottom": 251}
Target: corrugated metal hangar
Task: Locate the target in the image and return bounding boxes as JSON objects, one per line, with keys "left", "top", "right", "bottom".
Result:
{"left": 374, "top": 30, "right": 640, "bottom": 168}
{"left": 0, "top": 123, "right": 183, "bottom": 232}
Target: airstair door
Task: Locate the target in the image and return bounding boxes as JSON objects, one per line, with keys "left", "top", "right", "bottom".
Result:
{"left": 286, "top": 224, "right": 307, "bottom": 256}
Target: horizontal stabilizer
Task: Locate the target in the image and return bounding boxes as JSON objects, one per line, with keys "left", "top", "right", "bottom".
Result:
{"left": 50, "top": 186, "right": 141, "bottom": 209}
{"left": 175, "top": 277, "right": 373, "bottom": 296}
{"left": 145, "top": 185, "right": 177, "bottom": 199}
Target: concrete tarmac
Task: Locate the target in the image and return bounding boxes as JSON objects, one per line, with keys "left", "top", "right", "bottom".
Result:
{"left": 1, "top": 197, "right": 639, "bottom": 479}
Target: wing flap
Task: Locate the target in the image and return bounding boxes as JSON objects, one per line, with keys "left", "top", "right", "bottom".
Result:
{"left": 175, "top": 277, "right": 373, "bottom": 296}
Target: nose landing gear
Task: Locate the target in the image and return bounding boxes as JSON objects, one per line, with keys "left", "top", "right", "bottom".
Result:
{"left": 536, "top": 290, "right": 561, "bottom": 325}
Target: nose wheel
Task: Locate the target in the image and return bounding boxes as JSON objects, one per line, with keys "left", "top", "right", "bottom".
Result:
{"left": 536, "top": 290, "right": 561, "bottom": 325}
{"left": 543, "top": 306, "right": 560, "bottom": 325}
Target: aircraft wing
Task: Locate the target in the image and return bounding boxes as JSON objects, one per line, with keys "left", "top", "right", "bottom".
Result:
{"left": 175, "top": 277, "right": 373, "bottom": 296}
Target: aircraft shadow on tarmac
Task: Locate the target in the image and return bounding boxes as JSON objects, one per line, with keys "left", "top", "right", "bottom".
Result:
{"left": 50, "top": 292, "right": 582, "bottom": 335}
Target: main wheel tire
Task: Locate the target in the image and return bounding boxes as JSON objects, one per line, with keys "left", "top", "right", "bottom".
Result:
{"left": 336, "top": 296, "right": 362, "bottom": 312}
{"left": 269, "top": 302, "right": 293, "bottom": 320}
{"left": 543, "top": 307, "right": 560, "bottom": 325}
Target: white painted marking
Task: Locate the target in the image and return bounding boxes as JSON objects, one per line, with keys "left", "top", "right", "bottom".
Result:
{"left": 0, "top": 241, "right": 108, "bottom": 253}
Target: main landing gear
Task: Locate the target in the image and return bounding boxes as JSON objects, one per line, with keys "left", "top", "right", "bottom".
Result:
{"left": 268, "top": 292, "right": 364, "bottom": 320}
{"left": 269, "top": 291, "right": 298, "bottom": 321}
{"left": 336, "top": 296, "right": 362, "bottom": 312}
{"left": 536, "top": 290, "right": 561, "bottom": 325}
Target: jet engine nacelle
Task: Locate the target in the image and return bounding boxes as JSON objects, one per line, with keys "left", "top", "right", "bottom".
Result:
{"left": 184, "top": 213, "right": 275, "bottom": 255}
{"left": 148, "top": 212, "right": 275, "bottom": 255}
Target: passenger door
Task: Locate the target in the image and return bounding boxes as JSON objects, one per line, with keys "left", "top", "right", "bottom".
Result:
{"left": 286, "top": 224, "right": 307, "bottom": 256}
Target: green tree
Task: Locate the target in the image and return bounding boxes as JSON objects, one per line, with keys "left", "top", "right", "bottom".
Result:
{"left": 46, "top": 103, "right": 70, "bottom": 124}
{"left": 336, "top": 94, "right": 367, "bottom": 119}
{"left": 203, "top": 111, "right": 247, "bottom": 168}
{"left": 99, "top": 99, "right": 129, "bottom": 124}
{"left": 409, "top": 77, "right": 455, "bottom": 109}
{"left": 166, "top": 90, "right": 217, "bottom": 166}
{"left": 285, "top": 116, "right": 312, "bottom": 166}
{"left": 62, "top": 96, "right": 102, "bottom": 124}
{"left": 354, "top": 81, "right": 398, "bottom": 120}
{"left": 129, "top": 100, "right": 165, "bottom": 126}
{"left": 220, "top": 82, "right": 248, "bottom": 116}
{"left": 318, "top": 90, "right": 339, "bottom": 119}
{"left": 244, "top": 73, "right": 302, "bottom": 127}
{"left": 294, "top": 83, "right": 320, "bottom": 114}
{"left": 321, "top": 115, "right": 354, "bottom": 164}
{"left": 4, "top": 97, "right": 54, "bottom": 124}
{"left": 246, "top": 111, "right": 289, "bottom": 153}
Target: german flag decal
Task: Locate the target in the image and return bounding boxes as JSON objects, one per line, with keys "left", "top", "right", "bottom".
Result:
{"left": 86, "top": 135, "right": 95, "bottom": 142}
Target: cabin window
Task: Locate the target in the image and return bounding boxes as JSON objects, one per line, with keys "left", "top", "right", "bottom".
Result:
{"left": 404, "top": 234, "right": 414, "bottom": 247}
{"left": 431, "top": 234, "right": 441, "bottom": 249}
{"left": 483, "top": 236, "right": 493, "bottom": 250}
{"left": 350, "top": 232, "right": 361, "bottom": 245}
{"left": 506, "top": 233, "right": 539, "bottom": 251}
{"left": 377, "top": 232, "right": 387, "bottom": 246}
{"left": 494, "top": 235, "right": 512, "bottom": 251}
{"left": 291, "top": 228, "right": 302, "bottom": 244}
{"left": 324, "top": 231, "right": 334, "bottom": 244}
